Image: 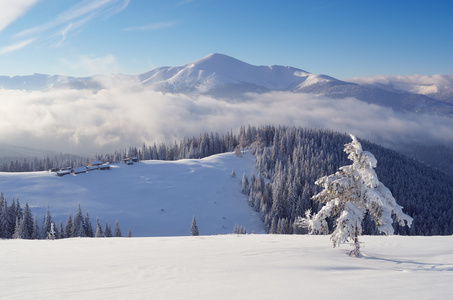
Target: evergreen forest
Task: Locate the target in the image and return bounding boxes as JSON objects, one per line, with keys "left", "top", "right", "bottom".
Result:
{"left": 1, "top": 125, "right": 452, "bottom": 236}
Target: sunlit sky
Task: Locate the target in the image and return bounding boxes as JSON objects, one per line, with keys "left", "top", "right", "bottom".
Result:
{"left": 1, "top": 0, "right": 452, "bottom": 79}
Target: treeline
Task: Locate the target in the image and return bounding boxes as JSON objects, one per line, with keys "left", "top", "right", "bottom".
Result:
{"left": 0, "top": 153, "right": 90, "bottom": 172}
{"left": 0, "top": 194, "right": 127, "bottom": 239}
{"left": 0, "top": 131, "right": 238, "bottom": 172}
{"left": 93, "top": 131, "right": 239, "bottom": 163}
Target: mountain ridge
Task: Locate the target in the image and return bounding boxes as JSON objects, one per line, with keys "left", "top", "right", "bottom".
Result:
{"left": 1, "top": 53, "right": 453, "bottom": 116}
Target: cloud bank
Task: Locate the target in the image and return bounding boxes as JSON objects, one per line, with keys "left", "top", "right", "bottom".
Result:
{"left": 1, "top": 79, "right": 452, "bottom": 155}
{"left": 347, "top": 74, "right": 453, "bottom": 102}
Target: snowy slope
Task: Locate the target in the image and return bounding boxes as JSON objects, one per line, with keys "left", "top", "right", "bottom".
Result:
{"left": 0, "top": 152, "right": 265, "bottom": 237}
{"left": 139, "top": 53, "right": 318, "bottom": 95}
{"left": 1, "top": 235, "right": 452, "bottom": 299}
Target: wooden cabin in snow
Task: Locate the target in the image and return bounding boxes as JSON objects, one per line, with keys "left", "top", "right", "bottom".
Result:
{"left": 122, "top": 157, "right": 138, "bottom": 165}
{"left": 86, "top": 165, "right": 98, "bottom": 172}
{"left": 72, "top": 167, "right": 87, "bottom": 174}
{"left": 98, "top": 163, "right": 111, "bottom": 170}
{"left": 123, "top": 158, "right": 133, "bottom": 165}
{"left": 88, "top": 160, "right": 104, "bottom": 166}
{"left": 56, "top": 170, "right": 71, "bottom": 176}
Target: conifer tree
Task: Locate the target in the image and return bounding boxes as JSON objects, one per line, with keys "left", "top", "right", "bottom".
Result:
{"left": 0, "top": 198, "right": 11, "bottom": 238}
{"left": 64, "top": 214, "right": 73, "bottom": 238}
{"left": 104, "top": 222, "right": 112, "bottom": 237}
{"left": 72, "top": 204, "right": 86, "bottom": 237}
{"left": 114, "top": 220, "right": 122, "bottom": 237}
{"left": 94, "top": 217, "right": 103, "bottom": 237}
{"left": 47, "top": 222, "right": 56, "bottom": 240}
{"left": 241, "top": 173, "right": 249, "bottom": 195}
{"left": 84, "top": 213, "right": 94, "bottom": 237}
{"left": 32, "top": 215, "right": 40, "bottom": 239}
{"left": 22, "top": 203, "right": 33, "bottom": 239}
{"left": 58, "top": 221, "right": 65, "bottom": 239}
{"left": 12, "top": 217, "right": 23, "bottom": 239}
{"left": 41, "top": 205, "right": 52, "bottom": 239}
{"left": 191, "top": 216, "right": 199, "bottom": 236}
{"left": 298, "top": 135, "right": 413, "bottom": 256}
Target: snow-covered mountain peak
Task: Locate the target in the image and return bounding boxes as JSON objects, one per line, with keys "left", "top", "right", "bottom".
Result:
{"left": 189, "top": 53, "right": 247, "bottom": 71}
{"left": 138, "top": 53, "right": 320, "bottom": 95}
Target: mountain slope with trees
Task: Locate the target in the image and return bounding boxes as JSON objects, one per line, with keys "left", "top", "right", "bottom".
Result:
{"left": 97, "top": 125, "right": 453, "bottom": 236}
{"left": 1, "top": 126, "right": 451, "bottom": 237}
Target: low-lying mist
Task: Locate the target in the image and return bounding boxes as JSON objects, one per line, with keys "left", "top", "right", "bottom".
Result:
{"left": 1, "top": 77, "right": 452, "bottom": 155}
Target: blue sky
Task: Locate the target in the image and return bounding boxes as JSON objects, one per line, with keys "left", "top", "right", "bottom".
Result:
{"left": 0, "top": 0, "right": 452, "bottom": 79}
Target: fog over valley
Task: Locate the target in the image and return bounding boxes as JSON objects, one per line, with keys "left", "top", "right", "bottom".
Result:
{"left": 1, "top": 76, "right": 453, "bottom": 156}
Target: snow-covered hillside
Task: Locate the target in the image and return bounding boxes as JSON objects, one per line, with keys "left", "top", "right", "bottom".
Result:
{"left": 1, "top": 235, "right": 452, "bottom": 299}
{"left": 0, "top": 152, "right": 265, "bottom": 237}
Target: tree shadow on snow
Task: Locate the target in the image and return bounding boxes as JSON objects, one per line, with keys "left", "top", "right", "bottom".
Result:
{"left": 361, "top": 254, "right": 453, "bottom": 272}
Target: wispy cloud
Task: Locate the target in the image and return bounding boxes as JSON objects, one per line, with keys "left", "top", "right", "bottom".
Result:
{"left": 123, "top": 21, "right": 180, "bottom": 32}
{"left": 0, "top": 39, "right": 35, "bottom": 54}
{"left": 13, "top": 0, "right": 130, "bottom": 47}
{"left": 0, "top": 0, "right": 39, "bottom": 32}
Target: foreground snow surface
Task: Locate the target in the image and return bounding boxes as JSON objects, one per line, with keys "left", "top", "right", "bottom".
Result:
{"left": 0, "top": 152, "right": 264, "bottom": 236}
{"left": 1, "top": 235, "right": 452, "bottom": 299}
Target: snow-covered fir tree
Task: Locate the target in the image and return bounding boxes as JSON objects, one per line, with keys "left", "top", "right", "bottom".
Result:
{"left": 47, "top": 222, "right": 56, "bottom": 240}
{"left": 95, "top": 217, "right": 103, "bottom": 237}
{"left": 191, "top": 216, "right": 199, "bottom": 236}
{"left": 41, "top": 205, "right": 52, "bottom": 239}
{"left": 72, "top": 204, "right": 86, "bottom": 237}
{"left": 104, "top": 222, "right": 112, "bottom": 237}
{"left": 21, "top": 203, "right": 34, "bottom": 239}
{"left": 64, "top": 214, "right": 73, "bottom": 238}
{"left": 32, "top": 215, "right": 40, "bottom": 239}
{"left": 12, "top": 217, "right": 23, "bottom": 239}
{"left": 58, "top": 221, "right": 65, "bottom": 239}
{"left": 84, "top": 213, "right": 94, "bottom": 237}
{"left": 233, "top": 224, "right": 246, "bottom": 234}
{"left": 114, "top": 220, "right": 122, "bottom": 237}
{"left": 298, "top": 135, "right": 413, "bottom": 256}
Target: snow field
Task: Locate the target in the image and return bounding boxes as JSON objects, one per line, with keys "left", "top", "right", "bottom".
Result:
{"left": 1, "top": 234, "right": 452, "bottom": 299}
{"left": 0, "top": 152, "right": 265, "bottom": 237}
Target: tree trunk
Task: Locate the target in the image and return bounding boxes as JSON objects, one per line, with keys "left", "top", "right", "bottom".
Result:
{"left": 350, "top": 222, "right": 360, "bottom": 257}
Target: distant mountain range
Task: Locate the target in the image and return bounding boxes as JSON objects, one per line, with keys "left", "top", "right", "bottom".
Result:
{"left": 1, "top": 53, "right": 453, "bottom": 116}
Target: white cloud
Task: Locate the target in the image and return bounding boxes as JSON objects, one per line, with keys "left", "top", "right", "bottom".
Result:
{"left": 347, "top": 74, "right": 453, "bottom": 100}
{"left": 0, "top": 81, "right": 452, "bottom": 155}
{"left": 0, "top": 0, "right": 39, "bottom": 32}
{"left": 0, "top": 39, "right": 35, "bottom": 54}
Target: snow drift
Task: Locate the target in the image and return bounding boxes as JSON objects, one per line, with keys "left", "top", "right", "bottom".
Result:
{"left": 1, "top": 235, "right": 452, "bottom": 299}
